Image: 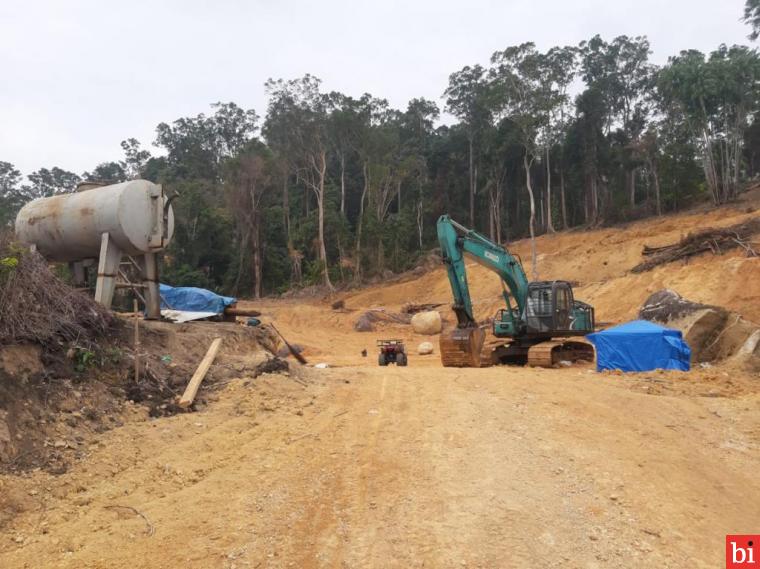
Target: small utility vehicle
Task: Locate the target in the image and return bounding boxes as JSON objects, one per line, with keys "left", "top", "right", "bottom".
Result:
{"left": 377, "top": 339, "right": 408, "bottom": 366}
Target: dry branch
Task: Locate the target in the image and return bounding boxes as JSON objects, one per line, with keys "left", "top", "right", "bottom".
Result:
{"left": 104, "top": 504, "right": 155, "bottom": 536}
{"left": 632, "top": 218, "right": 760, "bottom": 273}
{"left": 0, "top": 246, "right": 115, "bottom": 347}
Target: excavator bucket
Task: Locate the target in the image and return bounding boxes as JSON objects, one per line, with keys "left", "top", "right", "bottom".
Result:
{"left": 439, "top": 327, "right": 486, "bottom": 367}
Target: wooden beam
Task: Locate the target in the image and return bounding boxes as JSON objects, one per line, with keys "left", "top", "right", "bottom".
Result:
{"left": 179, "top": 338, "right": 222, "bottom": 408}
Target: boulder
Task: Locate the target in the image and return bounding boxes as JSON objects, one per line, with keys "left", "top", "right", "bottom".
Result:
{"left": 411, "top": 311, "right": 442, "bottom": 335}
{"left": 638, "top": 289, "right": 716, "bottom": 322}
{"left": 417, "top": 341, "right": 434, "bottom": 355}
{"left": 639, "top": 289, "right": 760, "bottom": 365}
{"left": 354, "top": 314, "right": 374, "bottom": 332}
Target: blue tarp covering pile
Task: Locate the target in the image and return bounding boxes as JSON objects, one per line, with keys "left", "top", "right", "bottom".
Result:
{"left": 159, "top": 283, "right": 236, "bottom": 314}
{"left": 587, "top": 320, "right": 691, "bottom": 372}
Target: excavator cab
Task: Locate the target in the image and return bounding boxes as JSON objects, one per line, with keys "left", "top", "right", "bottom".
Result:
{"left": 523, "top": 281, "right": 595, "bottom": 336}
{"left": 493, "top": 281, "right": 595, "bottom": 338}
{"left": 524, "top": 281, "right": 572, "bottom": 334}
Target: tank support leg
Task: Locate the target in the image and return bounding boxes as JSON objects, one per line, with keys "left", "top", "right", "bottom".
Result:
{"left": 70, "top": 261, "right": 86, "bottom": 287}
{"left": 140, "top": 253, "right": 161, "bottom": 320}
{"left": 94, "top": 232, "right": 121, "bottom": 310}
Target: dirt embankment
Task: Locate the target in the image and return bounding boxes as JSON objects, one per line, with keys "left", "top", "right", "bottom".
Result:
{"left": 0, "top": 319, "right": 277, "bottom": 474}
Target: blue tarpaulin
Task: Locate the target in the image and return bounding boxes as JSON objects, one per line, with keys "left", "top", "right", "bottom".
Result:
{"left": 159, "top": 283, "right": 236, "bottom": 314}
{"left": 587, "top": 320, "right": 691, "bottom": 372}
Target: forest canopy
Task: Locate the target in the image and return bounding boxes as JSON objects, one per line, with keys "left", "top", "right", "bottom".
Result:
{"left": 2, "top": 26, "right": 760, "bottom": 297}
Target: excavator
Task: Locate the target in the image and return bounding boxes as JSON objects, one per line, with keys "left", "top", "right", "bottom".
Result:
{"left": 437, "top": 215, "right": 596, "bottom": 368}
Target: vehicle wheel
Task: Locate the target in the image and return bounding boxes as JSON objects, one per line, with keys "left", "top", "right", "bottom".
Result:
{"left": 397, "top": 353, "right": 408, "bottom": 367}
{"left": 378, "top": 353, "right": 387, "bottom": 366}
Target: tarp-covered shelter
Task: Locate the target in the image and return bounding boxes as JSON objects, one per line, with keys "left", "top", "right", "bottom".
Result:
{"left": 587, "top": 320, "right": 691, "bottom": 372}
{"left": 159, "top": 283, "right": 236, "bottom": 314}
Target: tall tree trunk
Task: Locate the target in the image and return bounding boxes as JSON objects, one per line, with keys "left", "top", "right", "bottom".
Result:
{"left": 416, "top": 200, "right": 423, "bottom": 248}
{"left": 315, "top": 151, "right": 333, "bottom": 289}
{"left": 524, "top": 153, "right": 538, "bottom": 280}
{"left": 546, "top": 146, "right": 555, "bottom": 233}
{"left": 650, "top": 158, "right": 662, "bottom": 216}
{"left": 233, "top": 226, "right": 249, "bottom": 296}
{"left": 339, "top": 152, "right": 346, "bottom": 215}
{"left": 702, "top": 133, "right": 719, "bottom": 204}
{"left": 560, "top": 166, "right": 567, "bottom": 230}
{"left": 282, "top": 169, "right": 291, "bottom": 246}
{"left": 354, "top": 161, "right": 369, "bottom": 284}
{"left": 495, "top": 178, "right": 502, "bottom": 244}
{"left": 488, "top": 182, "right": 496, "bottom": 241}
{"left": 469, "top": 135, "right": 475, "bottom": 228}
{"left": 628, "top": 168, "right": 637, "bottom": 207}
{"left": 251, "top": 214, "right": 262, "bottom": 299}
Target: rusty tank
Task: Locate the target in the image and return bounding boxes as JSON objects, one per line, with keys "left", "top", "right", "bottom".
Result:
{"left": 14, "top": 180, "right": 174, "bottom": 262}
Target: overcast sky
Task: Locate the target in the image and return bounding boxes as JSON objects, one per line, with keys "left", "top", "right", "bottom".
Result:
{"left": 0, "top": 0, "right": 752, "bottom": 176}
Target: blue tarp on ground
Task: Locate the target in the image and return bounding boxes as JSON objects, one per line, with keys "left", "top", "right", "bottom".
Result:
{"left": 159, "top": 283, "right": 236, "bottom": 314}
{"left": 587, "top": 320, "right": 691, "bottom": 372}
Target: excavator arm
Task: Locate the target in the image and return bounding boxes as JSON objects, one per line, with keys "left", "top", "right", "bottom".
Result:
{"left": 437, "top": 214, "right": 529, "bottom": 329}
{"left": 437, "top": 215, "right": 531, "bottom": 366}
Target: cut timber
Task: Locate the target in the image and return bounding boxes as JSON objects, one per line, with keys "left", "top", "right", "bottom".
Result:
{"left": 179, "top": 338, "right": 222, "bottom": 408}
{"left": 270, "top": 324, "right": 308, "bottom": 365}
{"left": 223, "top": 307, "right": 262, "bottom": 318}
{"left": 632, "top": 218, "right": 760, "bottom": 273}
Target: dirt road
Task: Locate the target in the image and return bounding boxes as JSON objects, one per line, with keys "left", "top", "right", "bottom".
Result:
{"left": 1, "top": 336, "right": 758, "bottom": 568}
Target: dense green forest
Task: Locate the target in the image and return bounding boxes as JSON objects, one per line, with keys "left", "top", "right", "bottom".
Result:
{"left": 2, "top": 5, "right": 760, "bottom": 297}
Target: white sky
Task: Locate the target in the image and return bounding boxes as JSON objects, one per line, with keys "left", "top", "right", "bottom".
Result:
{"left": 0, "top": 0, "right": 752, "bottom": 176}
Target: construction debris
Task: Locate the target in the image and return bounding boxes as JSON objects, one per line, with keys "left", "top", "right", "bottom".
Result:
{"left": 253, "top": 357, "right": 289, "bottom": 378}
{"left": 270, "top": 324, "right": 308, "bottom": 365}
{"left": 401, "top": 302, "right": 444, "bottom": 314}
{"left": 179, "top": 338, "right": 223, "bottom": 408}
{"left": 0, "top": 246, "right": 115, "bottom": 347}
{"left": 632, "top": 218, "right": 760, "bottom": 273}
{"left": 354, "top": 308, "right": 412, "bottom": 332}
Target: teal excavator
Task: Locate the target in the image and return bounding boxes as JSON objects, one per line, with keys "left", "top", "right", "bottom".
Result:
{"left": 437, "top": 215, "right": 596, "bottom": 367}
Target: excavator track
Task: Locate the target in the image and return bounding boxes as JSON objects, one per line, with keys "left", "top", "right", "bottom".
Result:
{"left": 526, "top": 339, "right": 595, "bottom": 368}
{"left": 439, "top": 327, "right": 486, "bottom": 367}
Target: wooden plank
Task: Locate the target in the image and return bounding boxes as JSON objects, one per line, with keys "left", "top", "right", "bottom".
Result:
{"left": 179, "top": 338, "right": 222, "bottom": 408}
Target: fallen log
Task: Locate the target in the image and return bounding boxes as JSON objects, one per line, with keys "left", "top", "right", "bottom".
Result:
{"left": 223, "top": 306, "right": 262, "bottom": 318}
{"left": 632, "top": 218, "right": 760, "bottom": 273}
{"left": 270, "top": 324, "right": 308, "bottom": 365}
{"left": 179, "top": 338, "right": 222, "bottom": 408}
{"left": 401, "top": 302, "right": 444, "bottom": 314}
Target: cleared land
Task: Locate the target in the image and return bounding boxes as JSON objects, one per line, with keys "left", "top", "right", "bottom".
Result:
{"left": 2, "top": 199, "right": 760, "bottom": 568}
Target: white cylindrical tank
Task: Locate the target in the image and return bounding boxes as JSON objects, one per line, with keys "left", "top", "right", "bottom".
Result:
{"left": 15, "top": 180, "right": 175, "bottom": 262}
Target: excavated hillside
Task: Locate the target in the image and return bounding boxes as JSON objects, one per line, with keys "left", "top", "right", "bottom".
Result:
{"left": 346, "top": 198, "right": 760, "bottom": 325}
